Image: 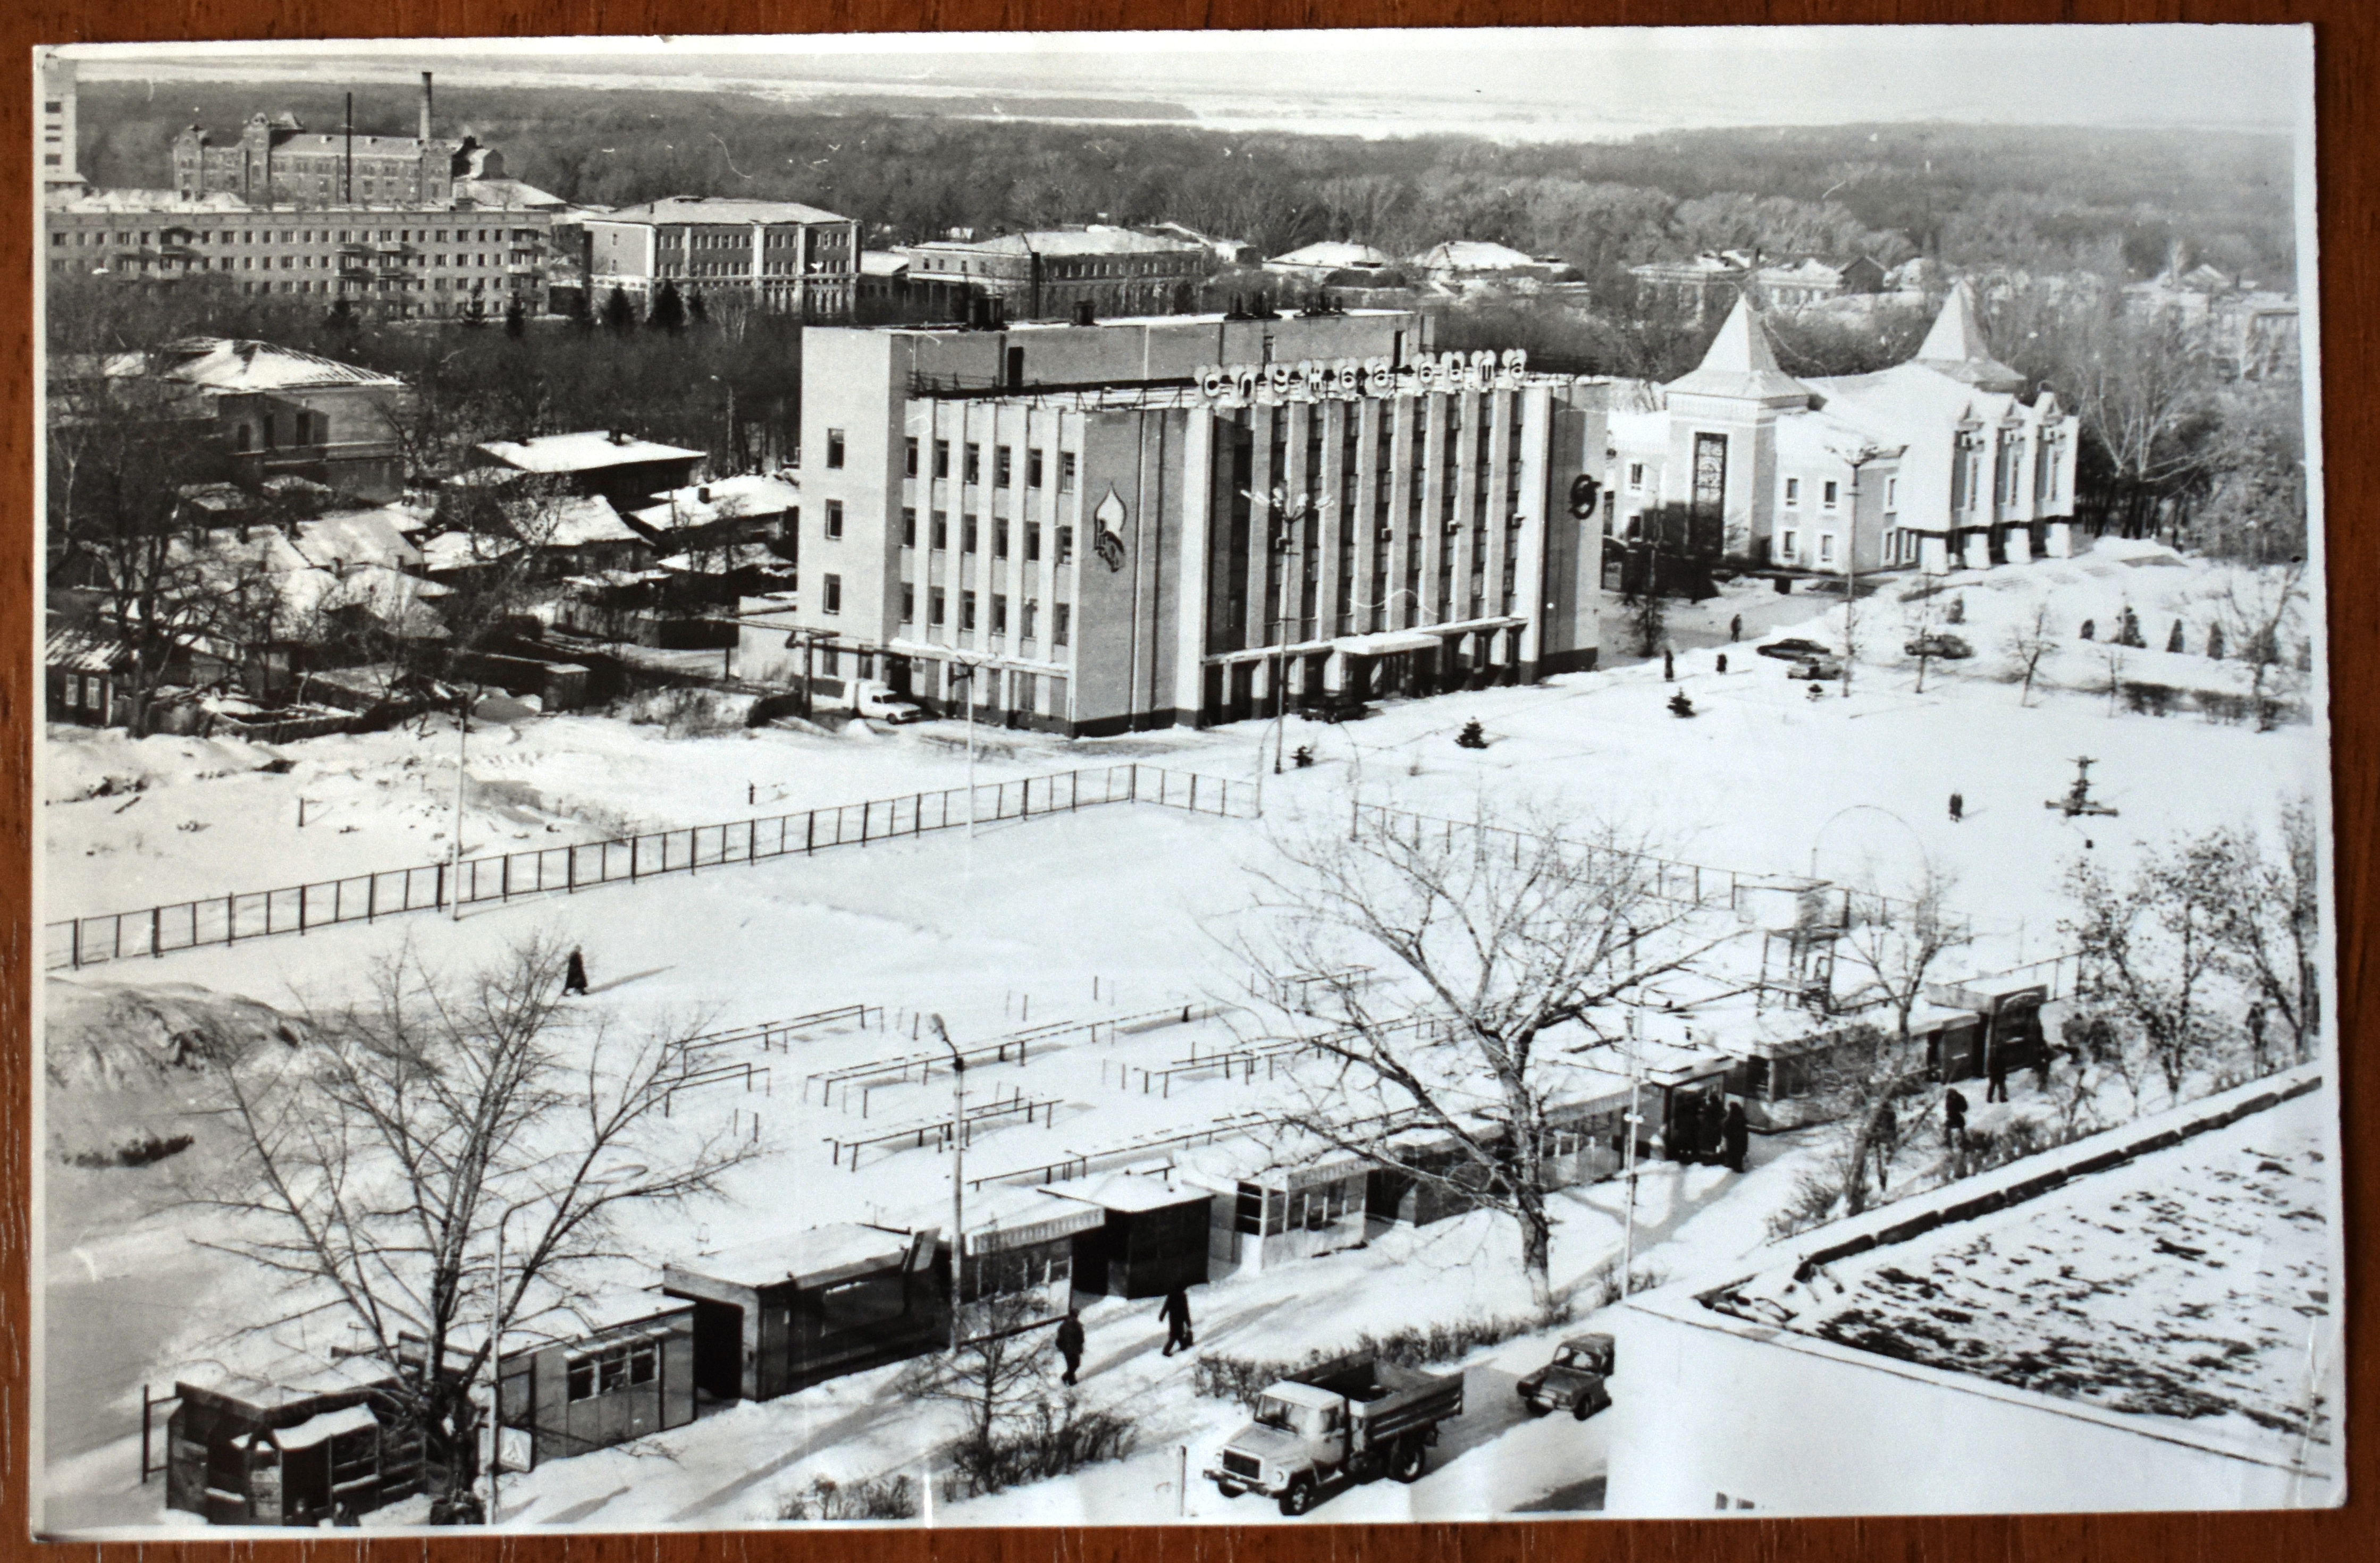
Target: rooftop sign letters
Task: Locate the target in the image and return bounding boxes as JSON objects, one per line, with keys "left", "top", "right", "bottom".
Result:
{"left": 1195, "top": 348, "right": 1529, "bottom": 406}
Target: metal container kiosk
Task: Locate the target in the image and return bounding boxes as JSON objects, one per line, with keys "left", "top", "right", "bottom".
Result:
{"left": 1924, "top": 975, "right": 2050, "bottom": 1083}
{"left": 1036, "top": 1170, "right": 1213, "bottom": 1300}
{"left": 494, "top": 1294, "right": 697, "bottom": 1469}
{"left": 662, "top": 1224, "right": 947, "bottom": 1404}
{"left": 165, "top": 1358, "right": 419, "bottom": 1527}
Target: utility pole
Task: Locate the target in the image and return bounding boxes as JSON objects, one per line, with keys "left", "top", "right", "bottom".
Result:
{"left": 1619, "top": 1006, "right": 1643, "bottom": 1301}
{"left": 1828, "top": 442, "right": 1904, "bottom": 697}
{"left": 931, "top": 1014, "right": 965, "bottom": 1353}
{"left": 449, "top": 691, "right": 470, "bottom": 920}
{"left": 485, "top": 1206, "right": 507, "bottom": 1525}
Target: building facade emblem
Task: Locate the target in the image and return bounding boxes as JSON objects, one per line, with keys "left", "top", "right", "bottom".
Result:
{"left": 1092, "top": 487, "right": 1128, "bottom": 571}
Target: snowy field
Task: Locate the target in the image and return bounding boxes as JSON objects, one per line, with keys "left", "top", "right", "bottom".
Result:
{"left": 36, "top": 539, "right": 2335, "bottom": 1531}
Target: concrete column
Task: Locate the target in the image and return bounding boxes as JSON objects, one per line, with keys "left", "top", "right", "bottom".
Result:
{"left": 1962, "top": 530, "right": 1993, "bottom": 571}
{"left": 2003, "top": 523, "right": 2033, "bottom": 565}
{"left": 1513, "top": 386, "right": 1551, "bottom": 671}
{"left": 1482, "top": 388, "right": 1515, "bottom": 621}
{"left": 1316, "top": 398, "right": 1347, "bottom": 636}
{"left": 2042, "top": 520, "right": 2074, "bottom": 559}
{"left": 1385, "top": 396, "right": 1416, "bottom": 628}
{"left": 1244, "top": 402, "right": 1275, "bottom": 653}
{"left": 1418, "top": 394, "right": 1448, "bottom": 624}
{"left": 1449, "top": 390, "right": 1479, "bottom": 621}
{"left": 1920, "top": 533, "right": 1952, "bottom": 576}
{"left": 1353, "top": 398, "right": 1383, "bottom": 630}
{"left": 1281, "top": 399, "right": 1310, "bottom": 640}
{"left": 1175, "top": 411, "right": 1215, "bottom": 721}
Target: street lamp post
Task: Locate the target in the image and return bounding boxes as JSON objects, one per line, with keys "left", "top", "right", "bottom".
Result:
{"left": 1618, "top": 1006, "right": 1643, "bottom": 1301}
{"left": 1824, "top": 442, "right": 1905, "bottom": 696}
{"left": 449, "top": 690, "right": 473, "bottom": 921}
{"left": 930, "top": 1015, "right": 965, "bottom": 1353}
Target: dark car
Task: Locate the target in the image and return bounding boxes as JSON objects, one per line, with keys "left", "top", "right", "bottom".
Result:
{"left": 1905, "top": 632, "right": 1975, "bottom": 661}
{"left": 1786, "top": 656, "right": 1845, "bottom": 681}
{"left": 1755, "top": 638, "right": 1831, "bottom": 662}
{"left": 1516, "top": 1332, "right": 1615, "bottom": 1421}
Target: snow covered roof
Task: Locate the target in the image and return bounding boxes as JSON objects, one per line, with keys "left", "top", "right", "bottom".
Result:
{"left": 911, "top": 226, "right": 1205, "bottom": 259}
{"left": 419, "top": 529, "right": 523, "bottom": 571}
{"left": 605, "top": 196, "right": 853, "bottom": 227}
{"left": 46, "top": 626, "right": 133, "bottom": 673}
{"left": 1268, "top": 241, "right": 1392, "bottom": 272}
{"left": 629, "top": 474, "right": 801, "bottom": 533}
{"left": 60, "top": 188, "right": 252, "bottom": 213}
{"left": 475, "top": 430, "right": 705, "bottom": 475}
{"left": 1692, "top": 1077, "right": 2334, "bottom": 1459}
{"left": 1911, "top": 282, "right": 2025, "bottom": 393}
{"left": 452, "top": 175, "right": 568, "bottom": 210}
{"left": 672, "top": 1223, "right": 919, "bottom": 1290}
{"left": 1664, "top": 297, "right": 1812, "bottom": 406}
{"left": 1414, "top": 240, "right": 1542, "bottom": 272}
{"left": 154, "top": 337, "right": 404, "bottom": 394}
{"left": 860, "top": 250, "right": 910, "bottom": 278}
{"left": 657, "top": 543, "right": 794, "bottom": 577}
{"left": 271, "top": 1403, "right": 377, "bottom": 1450}
{"left": 1040, "top": 1169, "right": 1212, "bottom": 1214}
{"left": 507, "top": 493, "right": 643, "bottom": 548}
{"left": 294, "top": 510, "right": 422, "bottom": 571}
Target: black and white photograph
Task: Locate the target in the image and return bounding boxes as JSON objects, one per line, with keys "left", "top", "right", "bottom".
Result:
{"left": 29, "top": 24, "right": 2339, "bottom": 1533}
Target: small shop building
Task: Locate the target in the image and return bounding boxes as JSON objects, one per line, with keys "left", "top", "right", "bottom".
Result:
{"left": 1924, "top": 974, "right": 2050, "bottom": 1083}
{"left": 662, "top": 1223, "right": 947, "bottom": 1404}
{"left": 494, "top": 1292, "right": 697, "bottom": 1469}
{"left": 165, "top": 1356, "right": 421, "bottom": 1527}
{"left": 1175, "top": 1134, "right": 1374, "bottom": 1276}
{"left": 956, "top": 1185, "right": 1104, "bottom": 1313}
{"left": 1036, "top": 1168, "right": 1213, "bottom": 1299}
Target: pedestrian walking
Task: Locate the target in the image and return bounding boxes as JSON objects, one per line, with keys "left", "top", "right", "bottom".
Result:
{"left": 1158, "top": 1284, "right": 1194, "bottom": 1357}
{"left": 1944, "top": 1086, "right": 1968, "bottom": 1150}
{"left": 1948, "top": 791, "right": 1965, "bottom": 823}
{"left": 1986, "top": 1047, "right": 2009, "bottom": 1104}
{"left": 2032, "top": 1042, "right": 2053, "bottom": 1094}
{"left": 1663, "top": 648, "right": 1675, "bottom": 681}
{"left": 2247, "top": 1003, "right": 2269, "bottom": 1072}
{"left": 564, "top": 944, "right": 590, "bottom": 996}
{"left": 1721, "top": 1101, "right": 1749, "bottom": 1173}
{"left": 1729, "top": 613, "right": 1743, "bottom": 643}
{"left": 1056, "top": 1309, "right": 1086, "bottom": 1385}
{"left": 1715, "top": 652, "right": 1728, "bottom": 674}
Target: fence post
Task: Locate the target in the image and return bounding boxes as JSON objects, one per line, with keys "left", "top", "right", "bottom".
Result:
{"left": 806, "top": 810, "right": 817, "bottom": 855}
{"left": 298, "top": 884, "right": 308, "bottom": 935}
{"left": 367, "top": 875, "right": 377, "bottom": 923}
{"left": 502, "top": 855, "right": 512, "bottom": 902}
{"left": 70, "top": 920, "right": 81, "bottom": 970}
{"left": 1190, "top": 774, "right": 1199, "bottom": 813}
{"left": 435, "top": 860, "right": 446, "bottom": 910}
{"left": 1130, "top": 765, "right": 1140, "bottom": 804}
{"left": 631, "top": 837, "right": 641, "bottom": 881}
{"left": 150, "top": 905, "right": 162, "bottom": 958}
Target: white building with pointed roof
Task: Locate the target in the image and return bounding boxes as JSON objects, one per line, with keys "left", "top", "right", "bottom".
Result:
{"left": 1605, "top": 285, "right": 2078, "bottom": 576}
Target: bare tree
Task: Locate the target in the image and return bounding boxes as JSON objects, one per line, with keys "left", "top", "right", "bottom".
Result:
{"left": 1244, "top": 798, "right": 1729, "bottom": 1307}
{"left": 191, "top": 935, "right": 759, "bottom": 1519}
{"left": 2200, "top": 801, "right": 2323, "bottom": 1064}
{"left": 2063, "top": 842, "right": 2232, "bottom": 1108}
{"left": 2002, "top": 602, "right": 2056, "bottom": 706}
{"left": 895, "top": 1290, "right": 1055, "bottom": 1471}
{"left": 2213, "top": 562, "right": 2308, "bottom": 732}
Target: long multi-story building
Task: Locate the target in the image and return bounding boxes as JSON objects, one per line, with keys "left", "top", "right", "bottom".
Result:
{"left": 38, "top": 50, "right": 86, "bottom": 199}
{"left": 897, "top": 228, "right": 1216, "bottom": 323}
{"left": 45, "top": 191, "right": 565, "bottom": 319}
{"left": 739, "top": 309, "right": 1608, "bottom": 737}
{"left": 583, "top": 197, "right": 861, "bottom": 318}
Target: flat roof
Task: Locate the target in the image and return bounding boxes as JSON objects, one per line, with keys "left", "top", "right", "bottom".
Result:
{"left": 1039, "top": 1170, "right": 1212, "bottom": 1214}
{"left": 670, "top": 1222, "right": 918, "bottom": 1290}
{"left": 476, "top": 431, "right": 704, "bottom": 474}
{"left": 1693, "top": 1076, "right": 2333, "bottom": 1457}
{"left": 600, "top": 196, "right": 852, "bottom": 226}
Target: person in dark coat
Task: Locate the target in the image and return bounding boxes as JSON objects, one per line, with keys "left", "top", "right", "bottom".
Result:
{"left": 2247, "top": 1003, "right": 2269, "bottom": 1072}
{"left": 1721, "top": 1101, "right": 1750, "bottom": 1173}
{"left": 1729, "top": 613, "right": 1743, "bottom": 643}
{"left": 1944, "top": 1087, "right": 1968, "bottom": 1149}
{"left": 564, "top": 945, "right": 590, "bottom": 995}
{"left": 1986, "top": 1046, "right": 2009, "bottom": 1103}
{"left": 1055, "top": 1309, "right": 1086, "bottom": 1385}
{"left": 1715, "top": 652, "right": 1728, "bottom": 674}
{"left": 1872, "top": 1101, "right": 1898, "bottom": 1190}
{"left": 1158, "top": 1285, "right": 1193, "bottom": 1356}
{"left": 1673, "top": 1093, "right": 1703, "bottom": 1163}
{"left": 1948, "top": 792, "right": 1965, "bottom": 823}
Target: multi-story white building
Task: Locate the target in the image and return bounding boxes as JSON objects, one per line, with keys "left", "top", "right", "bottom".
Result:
{"left": 38, "top": 50, "right": 86, "bottom": 198}
{"left": 742, "top": 309, "right": 1609, "bottom": 737}
{"left": 583, "top": 197, "right": 861, "bottom": 318}
{"left": 1607, "top": 285, "right": 2080, "bottom": 576}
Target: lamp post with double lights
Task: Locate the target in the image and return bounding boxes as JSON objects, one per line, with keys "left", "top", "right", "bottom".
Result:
{"left": 1822, "top": 441, "right": 1905, "bottom": 696}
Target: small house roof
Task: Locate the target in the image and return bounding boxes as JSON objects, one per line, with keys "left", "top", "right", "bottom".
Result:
{"left": 1665, "top": 297, "right": 1812, "bottom": 405}
{"left": 507, "top": 493, "right": 642, "bottom": 548}
{"left": 156, "top": 337, "right": 403, "bottom": 394}
{"left": 1415, "top": 240, "right": 1541, "bottom": 272}
{"left": 672, "top": 1222, "right": 919, "bottom": 1290}
{"left": 47, "top": 626, "right": 133, "bottom": 674}
{"left": 629, "top": 474, "right": 801, "bottom": 533}
{"left": 419, "top": 530, "right": 523, "bottom": 571}
{"left": 294, "top": 510, "right": 422, "bottom": 571}
{"left": 1268, "top": 241, "right": 1392, "bottom": 272}
{"left": 475, "top": 430, "right": 704, "bottom": 475}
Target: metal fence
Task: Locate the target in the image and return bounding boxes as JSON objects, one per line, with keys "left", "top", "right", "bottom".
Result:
{"left": 46, "top": 762, "right": 1254, "bottom": 971}
{"left": 1349, "top": 799, "right": 1747, "bottom": 913}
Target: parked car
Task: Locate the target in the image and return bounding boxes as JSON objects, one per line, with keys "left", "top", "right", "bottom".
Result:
{"left": 822, "top": 678, "right": 923, "bottom": 724}
{"left": 1787, "top": 657, "right": 1844, "bottom": 681}
{"left": 1516, "top": 1333, "right": 1615, "bottom": 1421}
{"left": 1207, "top": 1350, "right": 1465, "bottom": 1515}
{"left": 1755, "top": 638, "right": 1831, "bottom": 662}
{"left": 1905, "top": 632, "right": 1975, "bottom": 660}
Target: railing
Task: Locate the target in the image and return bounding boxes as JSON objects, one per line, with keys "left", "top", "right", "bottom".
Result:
{"left": 45, "top": 763, "right": 1252, "bottom": 971}
{"left": 1350, "top": 800, "right": 1748, "bottom": 914}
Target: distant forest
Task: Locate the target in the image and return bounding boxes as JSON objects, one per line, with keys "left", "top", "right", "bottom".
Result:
{"left": 80, "top": 80, "right": 2299, "bottom": 298}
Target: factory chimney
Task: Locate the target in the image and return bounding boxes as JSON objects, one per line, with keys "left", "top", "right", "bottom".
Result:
{"left": 419, "top": 72, "right": 434, "bottom": 141}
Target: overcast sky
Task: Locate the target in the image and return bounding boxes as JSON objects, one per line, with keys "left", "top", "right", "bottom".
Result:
{"left": 59, "top": 26, "right": 2310, "bottom": 139}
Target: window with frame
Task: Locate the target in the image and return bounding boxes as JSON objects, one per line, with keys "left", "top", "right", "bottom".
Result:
{"left": 1022, "top": 599, "right": 1038, "bottom": 640}
{"left": 905, "top": 437, "right": 920, "bottom": 477}
{"left": 1024, "top": 522, "right": 1042, "bottom": 561}
{"left": 934, "top": 439, "right": 951, "bottom": 478}
{"left": 995, "top": 447, "right": 1012, "bottom": 488}
{"left": 1822, "top": 479, "right": 1839, "bottom": 509}
{"left": 964, "top": 443, "right": 982, "bottom": 485}
{"left": 1056, "top": 526, "right": 1074, "bottom": 564}
{"left": 932, "top": 511, "right": 949, "bottom": 550}
{"left": 902, "top": 582, "right": 916, "bottom": 623}
{"left": 1058, "top": 452, "right": 1077, "bottom": 492}
{"left": 963, "top": 516, "right": 979, "bottom": 554}
{"left": 825, "top": 500, "right": 844, "bottom": 540}
{"left": 1027, "top": 449, "right": 1045, "bottom": 489}
{"left": 1780, "top": 529, "right": 1798, "bottom": 560}
{"left": 822, "top": 573, "right": 843, "bottom": 613}
{"left": 1818, "top": 534, "right": 1836, "bottom": 565}
{"left": 994, "top": 521, "right": 1010, "bottom": 560}
{"left": 1053, "top": 603, "right": 1071, "bottom": 646}
{"left": 991, "top": 594, "right": 1008, "bottom": 635}
{"left": 902, "top": 507, "right": 917, "bottom": 547}
{"left": 930, "top": 587, "right": 947, "bottom": 626}
{"left": 962, "top": 590, "right": 978, "bottom": 631}
{"left": 1784, "top": 477, "right": 1800, "bottom": 505}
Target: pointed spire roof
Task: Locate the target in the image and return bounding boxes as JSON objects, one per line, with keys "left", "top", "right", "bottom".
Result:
{"left": 1914, "top": 282, "right": 2025, "bottom": 393}
{"left": 1665, "top": 294, "right": 1813, "bottom": 405}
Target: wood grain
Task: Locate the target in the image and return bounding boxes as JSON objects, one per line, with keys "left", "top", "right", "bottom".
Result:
{"left": 3, "top": 3, "right": 2369, "bottom": 1561}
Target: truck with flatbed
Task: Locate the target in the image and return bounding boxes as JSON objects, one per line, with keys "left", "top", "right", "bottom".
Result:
{"left": 1205, "top": 1350, "right": 1465, "bottom": 1515}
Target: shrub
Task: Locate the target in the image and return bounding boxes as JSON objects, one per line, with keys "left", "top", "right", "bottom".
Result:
{"left": 2120, "top": 680, "right": 2181, "bottom": 716}
{"left": 775, "top": 1473, "right": 918, "bottom": 1522}
{"left": 618, "top": 685, "right": 745, "bottom": 738}
{"left": 941, "top": 1395, "right": 1135, "bottom": 1499}
{"left": 1764, "top": 1169, "right": 1847, "bottom": 1242}
{"left": 2194, "top": 690, "right": 2250, "bottom": 725}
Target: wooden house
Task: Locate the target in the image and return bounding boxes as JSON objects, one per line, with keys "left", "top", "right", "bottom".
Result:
{"left": 165, "top": 1357, "right": 421, "bottom": 1527}
{"left": 493, "top": 1294, "right": 697, "bottom": 1469}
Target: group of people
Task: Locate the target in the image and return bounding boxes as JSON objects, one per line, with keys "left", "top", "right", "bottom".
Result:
{"left": 1670, "top": 1093, "right": 1753, "bottom": 1175}
{"left": 1048, "top": 1283, "right": 1193, "bottom": 1387}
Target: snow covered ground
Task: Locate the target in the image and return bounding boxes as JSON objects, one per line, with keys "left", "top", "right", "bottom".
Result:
{"left": 36, "top": 539, "right": 2335, "bottom": 1531}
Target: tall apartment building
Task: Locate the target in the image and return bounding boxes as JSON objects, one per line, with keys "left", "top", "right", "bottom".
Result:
{"left": 583, "top": 197, "right": 861, "bottom": 318}
{"left": 45, "top": 193, "right": 561, "bottom": 320}
{"left": 742, "top": 309, "right": 1607, "bottom": 737}
{"left": 38, "top": 50, "right": 86, "bottom": 198}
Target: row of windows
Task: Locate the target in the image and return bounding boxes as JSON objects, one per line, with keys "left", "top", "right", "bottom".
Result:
{"left": 894, "top": 585, "right": 1072, "bottom": 642}
{"left": 897, "top": 508, "right": 1075, "bottom": 564}
{"left": 564, "top": 1341, "right": 659, "bottom": 1403}
{"left": 888, "top": 436, "right": 1080, "bottom": 493}
{"left": 55, "top": 225, "right": 533, "bottom": 247}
